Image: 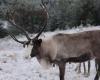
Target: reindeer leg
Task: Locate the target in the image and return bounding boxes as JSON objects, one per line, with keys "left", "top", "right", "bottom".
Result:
{"left": 58, "top": 63, "right": 66, "bottom": 80}
{"left": 78, "top": 63, "right": 81, "bottom": 73}
{"left": 95, "top": 59, "right": 98, "bottom": 72}
{"left": 77, "top": 63, "right": 81, "bottom": 73}
{"left": 94, "top": 59, "right": 100, "bottom": 80}
{"left": 84, "top": 61, "right": 90, "bottom": 77}
{"left": 83, "top": 62, "right": 86, "bottom": 75}
{"left": 88, "top": 60, "right": 90, "bottom": 75}
{"left": 75, "top": 63, "right": 81, "bottom": 73}
{"left": 94, "top": 66, "right": 100, "bottom": 80}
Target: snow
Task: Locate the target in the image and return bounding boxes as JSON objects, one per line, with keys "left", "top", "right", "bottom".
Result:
{"left": 0, "top": 26, "right": 100, "bottom": 80}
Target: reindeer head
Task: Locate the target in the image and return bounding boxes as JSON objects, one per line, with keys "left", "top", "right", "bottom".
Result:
{"left": 5, "top": 0, "right": 49, "bottom": 58}
{"left": 30, "top": 38, "right": 42, "bottom": 57}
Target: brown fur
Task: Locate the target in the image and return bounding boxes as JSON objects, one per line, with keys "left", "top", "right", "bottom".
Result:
{"left": 31, "top": 30, "right": 100, "bottom": 80}
{"left": 38, "top": 30, "right": 99, "bottom": 62}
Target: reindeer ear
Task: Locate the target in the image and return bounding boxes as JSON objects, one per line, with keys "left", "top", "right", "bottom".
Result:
{"left": 33, "top": 39, "right": 42, "bottom": 46}
{"left": 38, "top": 39, "right": 42, "bottom": 44}
{"left": 36, "top": 39, "right": 42, "bottom": 46}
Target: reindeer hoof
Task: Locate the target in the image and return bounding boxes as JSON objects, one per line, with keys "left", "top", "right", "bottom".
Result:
{"left": 77, "top": 71, "right": 81, "bottom": 74}
{"left": 83, "top": 73, "right": 90, "bottom": 77}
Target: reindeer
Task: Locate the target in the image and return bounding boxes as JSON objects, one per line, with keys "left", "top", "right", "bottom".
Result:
{"left": 4, "top": 1, "right": 100, "bottom": 80}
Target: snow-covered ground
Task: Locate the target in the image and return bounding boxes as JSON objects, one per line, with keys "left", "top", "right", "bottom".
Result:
{"left": 0, "top": 26, "right": 100, "bottom": 80}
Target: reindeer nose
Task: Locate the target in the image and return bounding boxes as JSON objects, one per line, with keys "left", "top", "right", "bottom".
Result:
{"left": 30, "top": 53, "right": 36, "bottom": 57}
{"left": 30, "top": 53, "right": 33, "bottom": 57}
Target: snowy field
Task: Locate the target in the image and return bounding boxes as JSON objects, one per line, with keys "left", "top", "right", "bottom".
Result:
{"left": 0, "top": 26, "right": 100, "bottom": 80}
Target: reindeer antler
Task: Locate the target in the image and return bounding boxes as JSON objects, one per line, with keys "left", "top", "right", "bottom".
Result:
{"left": 6, "top": 9, "right": 31, "bottom": 41}
{"left": 7, "top": 31, "right": 25, "bottom": 44}
{"left": 34, "top": 0, "right": 49, "bottom": 39}
{"left": 4, "top": 0, "right": 49, "bottom": 45}
{"left": 8, "top": 19, "right": 31, "bottom": 41}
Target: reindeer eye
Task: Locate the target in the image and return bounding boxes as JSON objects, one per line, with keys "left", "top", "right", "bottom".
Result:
{"left": 32, "top": 39, "right": 42, "bottom": 47}
{"left": 38, "top": 39, "right": 42, "bottom": 44}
